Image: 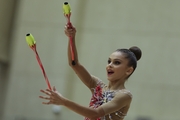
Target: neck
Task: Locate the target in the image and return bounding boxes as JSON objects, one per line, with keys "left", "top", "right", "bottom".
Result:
{"left": 107, "top": 79, "right": 126, "bottom": 91}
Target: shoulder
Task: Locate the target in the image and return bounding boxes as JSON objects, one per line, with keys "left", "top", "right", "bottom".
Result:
{"left": 100, "top": 89, "right": 132, "bottom": 114}
{"left": 118, "top": 89, "right": 133, "bottom": 98}
{"left": 90, "top": 75, "right": 106, "bottom": 93}
{"left": 91, "top": 75, "right": 106, "bottom": 87}
{"left": 113, "top": 89, "right": 133, "bottom": 102}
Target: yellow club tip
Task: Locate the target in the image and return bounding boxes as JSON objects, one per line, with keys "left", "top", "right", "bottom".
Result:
{"left": 63, "top": 2, "right": 71, "bottom": 15}
{"left": 26, "top": 33, "right": 36, "bottom": 47}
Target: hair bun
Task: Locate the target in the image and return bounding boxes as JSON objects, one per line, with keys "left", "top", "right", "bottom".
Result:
{"left": 129, "top": 46, "right": 142, "bottom": 61}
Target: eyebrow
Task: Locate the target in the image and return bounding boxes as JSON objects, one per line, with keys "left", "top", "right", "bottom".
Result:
{"left": 108, "top": 58, "right": 123, "bottom": 61}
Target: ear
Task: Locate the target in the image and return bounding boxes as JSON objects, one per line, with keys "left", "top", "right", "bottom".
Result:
{"left": 126, "top": 67, "right": 134, "bottom": 76}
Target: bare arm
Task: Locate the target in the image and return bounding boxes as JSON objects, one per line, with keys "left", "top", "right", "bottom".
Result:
{"left": 65, "top": 26, "right": 98, "bottom": 90}
{"left": 39, "top": 87, "right": 132, "bottom": 119}
{"left": 64, "top": 98, "right": 105, "bottom": 119}
{"left": 40, "top": 87, "right": 104, "bottom": 119}
{"left": 63, "top": 94, "right": 131, "bottom": 119}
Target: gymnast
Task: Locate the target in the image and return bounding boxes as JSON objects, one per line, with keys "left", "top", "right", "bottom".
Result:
{"left": 39, "top": 25, "right": 142, "bottom": 120}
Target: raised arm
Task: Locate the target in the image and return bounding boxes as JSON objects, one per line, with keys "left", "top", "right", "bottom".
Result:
{"left": 65, "top": 25, "right": 98, "bottom": 90}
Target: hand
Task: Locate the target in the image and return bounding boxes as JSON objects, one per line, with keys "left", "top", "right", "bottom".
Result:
{"left": 39, "top": 86, "right": 66, "bottom": 105}
{"left": 64, "top": 24, "right": 76, "bottom": 38}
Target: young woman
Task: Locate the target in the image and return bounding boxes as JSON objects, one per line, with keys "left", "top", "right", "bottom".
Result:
{"left": 39, "top": 25, "right": 142, "bottom": 120}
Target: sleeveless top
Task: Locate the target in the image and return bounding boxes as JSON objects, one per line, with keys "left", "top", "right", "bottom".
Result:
{"left": 84, "top": 80, "right": 132, "bottom": 120}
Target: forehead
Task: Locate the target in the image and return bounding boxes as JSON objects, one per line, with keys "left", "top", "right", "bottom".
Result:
{"left": 109, "top": 51, "right": 125, "bottom": 60}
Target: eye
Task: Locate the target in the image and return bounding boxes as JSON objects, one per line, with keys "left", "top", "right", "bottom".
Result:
{"left": 114, "top": 61, "right": 120, "bottom": 65}
{"left": 108, "top": 60, "right": 111, "bottom": 64}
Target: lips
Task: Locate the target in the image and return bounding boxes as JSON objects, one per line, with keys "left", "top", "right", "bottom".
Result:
{"left": 107, "top": 69, "right": 114, "bottom": 75}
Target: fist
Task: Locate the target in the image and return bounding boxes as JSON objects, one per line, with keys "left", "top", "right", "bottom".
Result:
{"left": 64, "top": 24, "right": 76, "bottom": 38}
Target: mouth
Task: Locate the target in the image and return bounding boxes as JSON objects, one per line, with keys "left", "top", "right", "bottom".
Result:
{"left": 107, "top": 69, "right": 114, "bottom": 76}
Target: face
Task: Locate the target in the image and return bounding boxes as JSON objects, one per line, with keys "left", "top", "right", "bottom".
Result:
{"left": 106, "top": 51, "right": 133, "bottom": 81}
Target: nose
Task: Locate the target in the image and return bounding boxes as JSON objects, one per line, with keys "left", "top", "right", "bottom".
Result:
{"left": 107, "top": 62, "right": 113, "bottom": 68}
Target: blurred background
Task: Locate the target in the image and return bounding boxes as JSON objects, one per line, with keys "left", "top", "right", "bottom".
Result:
{"left": 0, "top": 0, "right": 180, "bottom": 120}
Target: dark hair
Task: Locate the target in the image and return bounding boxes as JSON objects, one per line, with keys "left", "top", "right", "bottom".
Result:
{"left": 116, "top": 46, "right": 142, "bottom": 72}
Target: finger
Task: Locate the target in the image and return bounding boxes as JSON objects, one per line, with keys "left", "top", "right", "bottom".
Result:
{"left": 40, "top": 90, "right": 51, "bottom": 96}
{"left": 39, "top": 96, "right": 51, "bottom": 100}
{"left": 64, "top": 25, "right": 67, "bottom": 29}
{"left": 46, "top": 89, "right": 56, "bottom": 95}
{"left": 42, "top": 99, "right": 57, "bottom": 105}
{"left": 64, "top": 29, "right": 72, "bottom": 35}
{"left": 65, "top": 25, "right": 73, "bottom": 30}
{"left": 39, "top": 96, "right": 48, "bottom": 99}
{"left": 66, "top": 29, "right": 72, "bottom": 33}
{"left": 46, "top": 89, "right": 52, "bottom": 93}
{"left": 64, "top": 30, "right": 68, "bottom": 34}
{"left": 42, "top": 101, "right": 51, "bottom": 105}
{"left": 53, "top": 86, "right": 56, "bottom": 91}
{"left": 65, "top": 27, "right": 75, "bottom": 32}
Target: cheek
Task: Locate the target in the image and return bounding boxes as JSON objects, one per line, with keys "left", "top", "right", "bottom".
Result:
{"left": 115, "top": 66, "right": 127, "bottom": 72}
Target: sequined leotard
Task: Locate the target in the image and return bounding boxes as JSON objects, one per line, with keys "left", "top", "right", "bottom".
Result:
{"left": 84, "top": 80, "right": 132, "bottom": 120}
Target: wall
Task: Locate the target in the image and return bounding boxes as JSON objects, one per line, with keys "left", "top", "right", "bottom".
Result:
{"left": 1, "top": 0, "right": 180, "bottom": 120}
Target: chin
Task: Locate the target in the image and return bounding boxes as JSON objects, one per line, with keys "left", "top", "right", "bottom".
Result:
{"left": 107, "top": 77, "right": 114, "bottom": 81}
